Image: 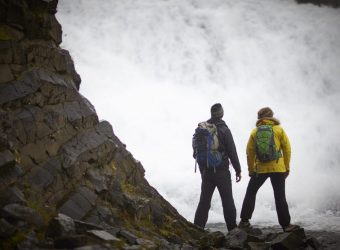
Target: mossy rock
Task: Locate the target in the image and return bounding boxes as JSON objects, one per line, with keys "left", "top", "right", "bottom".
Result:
{"left": 0, "top": 231, "right": 27, "bottom": 250}
{"left": 0, "top": 26, "right": 12, "bottom": 41}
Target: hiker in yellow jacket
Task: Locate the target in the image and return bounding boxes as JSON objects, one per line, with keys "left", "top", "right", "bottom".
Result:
{"left": 239, "top": 107, "right": 299, "bottom": 232}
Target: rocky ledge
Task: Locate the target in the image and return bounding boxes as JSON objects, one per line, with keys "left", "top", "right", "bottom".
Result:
{"left": 0, "top": 0, "right": 204, "bottom": 249}
{"left": 209, "top": 223, "right": 340, "bottom": 250}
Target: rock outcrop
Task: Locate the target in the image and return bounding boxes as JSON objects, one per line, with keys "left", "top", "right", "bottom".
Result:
{"left": 207, "top": 224, "right": 324, "bottom": 250}
{"left": 0, "top": 0, "right": 204, "bottom": 249}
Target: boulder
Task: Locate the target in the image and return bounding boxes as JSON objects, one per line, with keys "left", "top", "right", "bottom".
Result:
{"left": 306, "top": 236, "right": 322, "bottom": 250}
{"left": 135, "top": 238, "right": 157, "bottom": 249}
{"left": 0, "top": 186, "right": 26, "bottom": 207}
{"left": 46, "top": 213, "right": 76, "bottom": 238}
{"left": 60, "top": 124, "right": 115, "bottom": 171}
{"left": 86, "top": 168, "right": 108, "bottom": 194}
{"left": 0, "top": 150, "right": 16, "bottom": 173}
{"left": 0, "top": 76, "right": 39, "bottom": 106}
{"left": 74, "top": 220, "right": 103, "bottom": 234}
{"left": 270, "top": 228, "right": 306, "bottom": 250}
{"left": 0, "top": 164, "right": 23, "bottom": 190}
{"left": 118, "top": 230, "right": 138, "bottom": 245}
{"left": 16, "top": 230, "right": 39, "bottom": 250}
{"left": 248, "top": 241, "right": 270, "bottom": 250}
{"left": 198, "top": 230, "right": 226, "bottom": 248}
{"left": 84, "top": 206, "right": 116, "bottom": 227}
{"left": 27, "top": 165, "right": 54, "bottom": 190}
{"left": 225, "top": 227, "right": 248, "bottom": 249}
{"left": 1, "top": 203, "right": 45, "bottom": 227}
{"left": 87, "top": 230, "right": 121, "bottom": 243}
{"left": 59, "top": 187, "right": 97, "bottom": 220}
{"left": 53, "top": 234, "right": 94, "bottom": 249}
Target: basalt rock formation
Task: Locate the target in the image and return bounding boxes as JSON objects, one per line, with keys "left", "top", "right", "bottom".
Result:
{"left": 0, "top": 0, "right": 204, "bottom": 249}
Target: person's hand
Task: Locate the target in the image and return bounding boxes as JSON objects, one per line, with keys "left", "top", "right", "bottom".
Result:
{"left": 236, "top": 173, "right": 242, "bottom": 182}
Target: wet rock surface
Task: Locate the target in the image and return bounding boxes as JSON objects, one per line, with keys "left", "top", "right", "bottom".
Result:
{"left": 208, "top": 223, "right": 340, "bottom": 250}
{"left": 0, "top": 0, "right": 205, "bottom": 249}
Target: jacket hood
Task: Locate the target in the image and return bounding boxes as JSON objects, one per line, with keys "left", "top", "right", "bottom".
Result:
{"left": 208, "top": 118, "right": 228, "bottom": 128}
{"left": 256, "top": 117, "right": 280, "bottom": 127}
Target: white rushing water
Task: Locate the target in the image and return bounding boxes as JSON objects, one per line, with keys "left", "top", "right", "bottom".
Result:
{"left": 57, "top": 0, "right": 340, "bottom": 231}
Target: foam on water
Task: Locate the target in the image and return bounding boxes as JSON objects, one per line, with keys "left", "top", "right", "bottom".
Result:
{"left": 57, "top": 0, "right": 340, "bottom": 231}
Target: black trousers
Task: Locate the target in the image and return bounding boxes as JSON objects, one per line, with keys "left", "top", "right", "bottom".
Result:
{"left": 240, "top": 173, "right": 291, "bottom": 227}
{"left": 194, "top": 169, "right": 237, "bottom": 231}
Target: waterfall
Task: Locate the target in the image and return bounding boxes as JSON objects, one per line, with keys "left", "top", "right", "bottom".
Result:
{"left": 57, "top": 0, "right": 340, "bottom": 231}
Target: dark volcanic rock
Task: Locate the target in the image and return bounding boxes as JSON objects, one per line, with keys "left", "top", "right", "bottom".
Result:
{"left": 88, "top": 230, "right": 121, "bottom": 243}
{"left": 247, "top": 241, "right": 270, "bottom": 250}
{"left": 225, "top": 227, "right": 248, "bottom": 249}
{"left": 2, "top": 203, "right": 45, "bottom": 227}
{"left": 0, "top": 186, "right": 26, "bottom": 207}
{"left": 208, "top": 223, "right": 330, "bottom": 250}
{"left": 46, "top": 213, "right": 76, "bottom": 238}
{"left": 59, "top": 187, "right": 97, "bottom": 220}
{"left": 305, "top": 230, "right": 340, "bottom": 250}
{"left": 118, "top": 230, "right": 138, "bottom": 245}
{"left": 53, "top": 234, "right": 94, "bottom": 249}
{"left": 199, "top": 230, "right": 226, "bottom": 248}
{"left": 0, "top": 150, "right": 16, "bottom": 172}
{"left": 270, "top": 228, "right": 306, "bottom": 249}
{"left": 5, "top": 0, "right": 326, "bottom": 249}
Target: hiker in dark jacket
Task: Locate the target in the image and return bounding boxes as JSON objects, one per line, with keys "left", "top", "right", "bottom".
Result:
{"left": 194, "top": 103, "right": 242, "bottom": 231}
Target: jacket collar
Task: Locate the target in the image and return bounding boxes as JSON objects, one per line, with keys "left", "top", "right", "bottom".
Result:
{"left": 256, "top": 117, "right": 280, "bottom": 127}
{"left": 208, "top": 117, "right": 227, "bottom": 127}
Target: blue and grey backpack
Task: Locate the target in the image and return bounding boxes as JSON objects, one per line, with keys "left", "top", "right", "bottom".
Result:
{"left": 192, "top": 122, "right": 223, "bottom": 172}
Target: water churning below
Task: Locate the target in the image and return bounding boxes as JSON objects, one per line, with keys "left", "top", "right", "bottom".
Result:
{"left": 57, "top": 0, "right": 340, "bottom": 231}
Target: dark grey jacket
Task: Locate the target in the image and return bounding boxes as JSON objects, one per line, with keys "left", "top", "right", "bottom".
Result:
{"left": 207, "top": 117, "right": 241, "bottom": 175}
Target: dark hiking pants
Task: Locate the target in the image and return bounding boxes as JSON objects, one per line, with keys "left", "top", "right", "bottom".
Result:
{"left": 194, "top": 169, "right": 237, "bottom": 231}
{"left": 240, "top": 173, "right": 291, "bottom": 227}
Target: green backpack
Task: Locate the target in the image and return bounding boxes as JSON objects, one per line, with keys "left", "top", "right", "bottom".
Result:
{"left": 255, "top": 125, "right": 280, "bottom": 162}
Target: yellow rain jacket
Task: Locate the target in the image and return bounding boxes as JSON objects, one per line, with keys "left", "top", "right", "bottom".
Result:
{"left": 246, "top": 118, "right": 291, "bottom": 174}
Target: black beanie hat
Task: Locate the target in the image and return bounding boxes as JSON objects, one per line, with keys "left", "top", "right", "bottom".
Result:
{"left": 211, "top": 103, "right": 224, "bottom": 118}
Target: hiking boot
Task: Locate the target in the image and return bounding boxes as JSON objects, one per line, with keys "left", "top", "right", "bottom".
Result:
{"left": 283, "top": 224, "right": 300, "bottom": 232}
{"left": 238, "top": 221, "right": 251, "bottom": 229}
